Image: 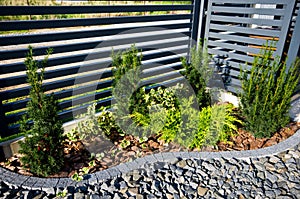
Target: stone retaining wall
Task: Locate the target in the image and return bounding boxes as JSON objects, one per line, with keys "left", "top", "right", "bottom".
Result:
{"left": 0, "top": 129, "right": 299, "bottom": 198}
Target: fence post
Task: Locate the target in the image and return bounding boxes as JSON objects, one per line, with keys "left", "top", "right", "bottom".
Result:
{"left": 0, "top": 98, "right": 9, "bottom": 138}
{"left": 188, "top": 0, "right": 202, "bottom": 63}
{"left": 191, "top": 0, "right": 201, "bottom": 45}
{"left": 286, "top": 8, "right": 300, "bottom": 70}
{"left": 197, "top": 0, "right": 208, "bottom": 44}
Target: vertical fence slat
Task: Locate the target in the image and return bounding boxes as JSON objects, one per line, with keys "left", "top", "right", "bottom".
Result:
{"left": 287, "top": 8, "right": 300, "bottom": 69}
{"left": 191, "top": 0, "right": 201, "bottom": 44}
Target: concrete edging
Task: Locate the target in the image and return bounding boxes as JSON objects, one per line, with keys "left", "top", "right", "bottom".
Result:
{"left": 0, "top": 129, "right": 299, "bottom": 194}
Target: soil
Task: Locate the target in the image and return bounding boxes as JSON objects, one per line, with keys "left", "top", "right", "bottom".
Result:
{"left": 0, "top": 122, "right": 299, "bottom": 178}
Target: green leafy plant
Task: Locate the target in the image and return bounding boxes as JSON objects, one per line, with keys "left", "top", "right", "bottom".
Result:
{"left": 97, "top": 106, "right": 121, "bottom": 136}
{"left": 120, "top": 138, "right": 131, "bottom": 149}
{"left": 71, "top": 172, "right": 84, "bottom": 182}
{"left": 71, "top": 165, "right": 90, "bottom": 182}
{"left": 56, "top": 189, "right": 67, "bottom": 198}
{"left": 111, "top": 44, "right": 144, "bottom": 136}
{"left": 181, "top": 44, "right": 213, "bottom": 108}
{"left": 240, "top": 43, "right": 300, "bottom": 138}
{"left": 19, "top": 46, "right": 65, "bottom": 177}
{"left": 191, "top": 103, "right": 242, "bottom": 148}
{"left": 64, "top": 129, "right": 79, "bottom": 142}
{"left": 129, "top": 85, "right": 181, "bottom": 138}
{"left": 72, "top": 103, "right": 102, "bottom": 140}
{"left": 111, "top": 44, "right": 142, "bottom": 88}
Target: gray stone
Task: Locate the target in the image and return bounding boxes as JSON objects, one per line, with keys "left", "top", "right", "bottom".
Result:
{"left": 166, "top": 184, "right": 177, "bottom": 193}
{"left": 257, "top": 171, "right": 265, "bottom": 179}
{"left": 91, "top": 194, "right": 101, "bottom": 199}
{"left": 265, "top": 190, "right": 276, "bottom": 198}
{"left": 254, "top": 162, "right": 265, "bottom": 171}
{"left": 115, "top": 193, "right": 125, "bottom": 199}
{"left": 166, "top": 193, "right": 173, "bottom": 199}
{"left": 96, "top": 171, "right": 111, "bottom": 184}
{"left": 174, "top": 168, "right": 184, "bottom": 176}
{"left": 146, "top": 193, "right": 156, "bottom": 199}
{"left": 74, "top": 192, "right": 85, "bottom": 199}
{"left": 208, "top": 179, "right": 217, "bottom": 186}
{"left": 128, "top": 187, "right": 139, "bottom": 195}
{"left": 132, "top": 172, "right": 142, "bottom": 182}
{"left": 176, "top": 160, "right": 187, "bottom": 168}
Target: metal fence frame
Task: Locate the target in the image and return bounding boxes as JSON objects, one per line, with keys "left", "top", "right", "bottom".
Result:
{"left": 204, "top": 0, "right": 298, "bottom": 93}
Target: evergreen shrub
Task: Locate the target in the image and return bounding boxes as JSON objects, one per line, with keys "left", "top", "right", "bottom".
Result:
{"left": 19, "top": 46, "right": 64, "bottom": 177}
{"left": 240, "top": 44, "right": 300, "bottom": 138}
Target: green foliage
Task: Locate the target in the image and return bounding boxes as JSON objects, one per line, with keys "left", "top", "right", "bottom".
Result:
{"left": 19, "top": 46, "right": 64, "bottom": 177}
{"left": 240, "top": 44, "right": 300, "bottom": 138}
{"left": 129, "top": 85, "right": 181, "bottom": 139}
{"left": 64, "top": 129, "right": 79, "bottom": 142}
{"left": 181, "top": 44, "right": 213, "bottom": 108}
{"left": 159, "top": 96, "right": 199, "bottom": 147}
{"left": 111, "top": 44, "right": 142, "bottom": 87}
{"left": 71, "top": 172, "right": 84, "bottom": 182}
{"left": 112, "top": 44, "right": 147, "bottom": 137}
{"left": 110, "top": 44, "right": 241, "bottom": 149}
{"left": 56, "top": 189, "right": 67, "bottom": 198}
{"left": 120, "top": 138, "right": 131, "bottom": 149}
{"left": 97, "top": 106, "right": 121, "bottom": 136}
{"left": 71, "top": 103, "right": 102, "bottom": 140}
{"left": 71, "top": 162, "right": 93, "bottom": 182}
{"left": 191, "top": 104, "right": 242, "bottom": 149}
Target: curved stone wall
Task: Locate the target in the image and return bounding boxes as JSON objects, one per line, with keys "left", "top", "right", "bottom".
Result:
{"left": 0, "top": 129, "right": 299, "bottom": 198}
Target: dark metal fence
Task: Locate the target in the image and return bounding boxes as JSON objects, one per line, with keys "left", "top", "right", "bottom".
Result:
{"left": 0, "top": 0, "right": 299, "bottom": 138}
{"left": 0, "top": 1, "right": 201, "bottom": 137}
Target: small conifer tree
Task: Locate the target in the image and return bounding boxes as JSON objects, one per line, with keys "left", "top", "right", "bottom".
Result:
{"left": 240, "top": 44, "right": 300, "bottom": 138}
{"left": 181, "top": 44, "right": 213, "bottom": 108}
{"left": 19, "top": 46, "right": 64, "bottom": 177}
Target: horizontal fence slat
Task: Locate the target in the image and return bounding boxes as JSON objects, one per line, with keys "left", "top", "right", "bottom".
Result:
{"left": 208, "top": 32, "right": 268, "bottom": 46}
{"left": 0, "top": 33, "right": 189, "bottom": 61}
{"left": 1, "top": 51, "right": 185, "bottom": 101}
{"left": 0, "top": 31, "right": 190, "bottom": 75}
{"left": 211, "top": 6, "right": 285, "bottom": 16}
{"left": 211, "top": 0, "right": 289, "bottom": 4}
{"left": 208, "top": 40, "right": 262, "bottom": 55}
{"left": 0, "top": 69, "right": 112, "bottom": 101}
{"left": 3, "top": 60, "right": 184, "bottom": 113}
{"left": 59, "top": 98, "right": 113, "bottom": 121}
{"left": 0, "top": 14, "right": 192, "bottom": 31}
{"left": 3, "top": 79, "right": 113, "bottom": 113}
{"left": 0, "top": 23, "right": 192, "bottom": 46}
{"left": 59, "top": 89, "right": 112, "bottom": 110}
{"left": 0, "top": 5, "right": 192, "bottom": 16}
{"left": 0, "top": 53, "right": 184, "bottom": 101}
{"left": 210, "top": 15, "right": 282, "bottom": 27}
{"left": 209, "top": 24, "right": 280, "bottom": 38}
{"left": 0, "top": 45, "right": 188, "bottom": 88}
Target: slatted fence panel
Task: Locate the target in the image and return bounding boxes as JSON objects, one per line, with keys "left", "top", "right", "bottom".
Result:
{"left": 204, "top": 0, "right": 297, "bottom": 93}
{"left": 0, "top": 0, "right": 199, "bottom": 137}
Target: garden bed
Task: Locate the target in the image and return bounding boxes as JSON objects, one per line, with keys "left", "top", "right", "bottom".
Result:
{"left": 0, "top": 121, "right": 299, "bottom": 178}
{"left": 1, "top": 43, "right": 299, "bottom": 181}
